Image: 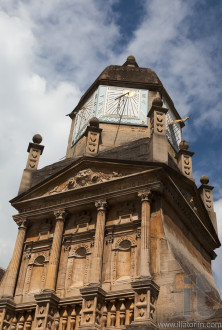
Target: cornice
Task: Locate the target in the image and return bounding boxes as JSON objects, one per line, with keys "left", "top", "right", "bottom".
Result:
{"left": 162, "top": 176, "right": 220, "bottom": 257}
{"left": 12, "top": 168, "right": 163, "bottom": 213}
{"left": 10, "top": 157, "right": 155, "bottom": 204}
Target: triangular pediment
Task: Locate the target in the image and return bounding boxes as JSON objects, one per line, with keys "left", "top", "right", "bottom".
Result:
{"left": 43, "top": 167, "right": 127, "bottom": 196}
{"left": 12, "top": 157, "right": 156, "bottom": 204}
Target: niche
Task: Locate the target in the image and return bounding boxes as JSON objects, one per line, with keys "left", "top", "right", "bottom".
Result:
{"left": 71, "top": 247, "right": 87, "bottom": 287}
{"left": 111, "top": 236, "right": 137, "bottom": 285}
{"left": 29, "top": 255, "right": 45, "bottom": 293}
{"left": 116, "top": 240, "right": 131, "bottom": 281}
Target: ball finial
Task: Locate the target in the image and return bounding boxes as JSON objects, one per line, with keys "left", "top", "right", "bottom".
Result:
{"left": 89, "top": 117, "right": 99, "bottom": 128}
{"left": 152, "top": 97, "right": 163, "bottom": 107}
{"left": 122, "top": 55, "right": 139, "bottom": 67}
{"left": 179, "top": 140, "right": 189, "bottom": 150}
{"left": 32, "top": 134, "right": 42, "bottom": 144}
{"left": 127, "top": 55, "right": 135, "bottom": 61}
{"left": 200, "top": 175, "right": 209, "bottom": 185}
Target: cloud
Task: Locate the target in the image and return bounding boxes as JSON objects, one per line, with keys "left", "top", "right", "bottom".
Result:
{"left": 0, "top": 5, "right": 80, "bottom": 267}
{"left": 118, "top": 0, "right": 222, "bottom": 134}
{"left": 0, "top": 0, "right": 121, "bottom": 268}
{"left": 7, "top": 0, "right": 120, "bottom": 89}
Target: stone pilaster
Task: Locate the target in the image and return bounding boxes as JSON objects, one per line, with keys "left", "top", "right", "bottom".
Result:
{"left": 79, "top": 286, "right": 106, "bottom": 329}
{"left": 44, "top": 209, "right": 67, "bottom": 292}
{"left": 148, "top": 97, "right": 168, "bottom": 164}
{"left": 0, "top": 216, "right": 27, "bottom": 298}
{"left": 103, "top": 228, "right": 114, "bottom": 291}
{"left": 34, "top": 291, "right": 59, "bottom": 329}
{"left": 198, "top": 175, "right": 218, "bottom": 234}
{"left": 127, "top": 278, "right": 159, "bottom": 329}
{"left": 25, "top": 139, "right": 44, "bottom": 171}
{"left": 0, "top": 298, "right": 15, "bottom": 330}
{"left": 18, "top": 134, "right": 44, "bottom": 195}
{"left": 176, "top": 140, "right": 194, "bottom": 180}
{"left": 138, "top": 190, "right": 152, "bottom": 278}
{"left": 129, "top": 192, "right": 159, "bottom": 329}
{"left": 85, "top": 117, "right": 102, "bottom": 156}
{"left": 89, "top": 200, "right": 107, "bottom": 285}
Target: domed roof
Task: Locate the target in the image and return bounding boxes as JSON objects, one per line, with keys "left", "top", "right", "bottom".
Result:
{"left": 70, "top": 56, "right": 177, "bottom": 118}
{"left": 97, "top": 64, "right": 162, "bottom": 86}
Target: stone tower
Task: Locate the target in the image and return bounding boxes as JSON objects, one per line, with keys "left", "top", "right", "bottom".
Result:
{"left": 0, "top": 56, "right": 221, "bottom": 329}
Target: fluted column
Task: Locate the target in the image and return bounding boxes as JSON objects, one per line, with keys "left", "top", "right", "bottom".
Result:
{"left": 44, "top": 209, "right": 66, "bottom": 291}
{"left": 138, "top": 190, "right": 152, "bottom": 277}
{"left": 2, "top": 216, "right": 27, "bottom": 297}
{"left": 90, "top": 200, "right": 107, "bottom": 285}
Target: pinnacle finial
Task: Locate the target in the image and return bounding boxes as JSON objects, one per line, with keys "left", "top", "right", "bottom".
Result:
{"left": 122, "top": 55, "right": 139, "bottom": 67}
{"left": 89, "top": 117, "right": 99, "bottom": 128}
{"left": 200, "top": 175, "right": 209, "bottom": 185}
{"left": 152, "top": 97, "right": 163, "bottom": 107}
{"left": 179, "top": 140, "right": 189, "bottom": 150}
{"left": 32, "top": 134, "right": 42, "bottom": 144}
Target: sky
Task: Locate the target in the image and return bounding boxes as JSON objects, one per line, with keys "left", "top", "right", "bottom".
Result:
{"left": 0, "top": 0, "right": 222, "bottom": 293}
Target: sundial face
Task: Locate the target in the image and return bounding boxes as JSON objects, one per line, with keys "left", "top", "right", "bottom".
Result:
{"left": 97, "top": 85, "right": 148, "bottom": 126}
{"left": 72, "top": 94, "right": 95, "bottom": 145}
{"left": 163, "top": 98, "right": 182, "bottom": 151}
{"left": 105, "top": 87, "right": 140, "bottom": 118}
{"left": 71, "top": 85, "right": 149, "bottom": 146}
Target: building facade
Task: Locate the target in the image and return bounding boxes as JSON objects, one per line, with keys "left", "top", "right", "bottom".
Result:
{"left": 0, "top": 56, "right": 221, "bottom": 329}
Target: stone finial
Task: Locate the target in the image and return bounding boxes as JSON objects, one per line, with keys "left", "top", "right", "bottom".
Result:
{"left": 199, "top": 175, "right": 213, "bottom": 209}
{"left": 198, "top": 175, "right": 217, "bottom": 234}
{"left": 179, "top": 140, "right": 189, "bottom": 150}
{"left": 152, "top": 97, "right": 163, "bottom": 107}
{"left": 176, "top": 140, "right": 194, "bottom": 180}
{"left": 26, "top": 134, "right": 44, "bottom": 169}
{"left": 147, "top": 97, "right": 168, "bottom": 164}
{"left": 32, "top": 134, "right": 42, "bottom": 144}
{"left": 18, "top": 134, "right": 44, "bottom": 195}
{"left": 200, "top": 175, "right": 209, "bottom": 185}
{"left": 85, "top": 118, "right": 102, "bottom": 156}
{"left": 89, "top": 117, "right": 99, "bottom": 128}
{"left": 122, "top": 55, "right": 139, "bottom": 67}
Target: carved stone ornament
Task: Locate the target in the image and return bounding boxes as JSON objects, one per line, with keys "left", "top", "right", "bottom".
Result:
{"left": 180, "top": 188, "right": 197, "bottom": 213}
{"left": 13, "top": 215, "right": 27, "bottom": 229}
{"left": 53, "top": 209, "right": 67, "bottom": 221}
{"left": 105, "top": 234, "right": 113, "bottom": 245}
{"left": 138, "top": 190, "right": 152, "bottom": 203}
{"left": 69, "top": 244, "right": 90, "bottom": 257}
{"left": 114, "top": 235, "right": 137, "bottom": 249}
{"left": 95, "top": 200, "right": 107, "bottom": 212}
{"left": 45, "top": 168, "right": 123, "bottom": 196}
{"left": 204, "top": 189, "right": 213, "bottom": 209}
{"left": 183, "top": 155, "right": 191, "bottom": 176}
{"left": 155, "top": 111, "right": 165, "bottom": 134}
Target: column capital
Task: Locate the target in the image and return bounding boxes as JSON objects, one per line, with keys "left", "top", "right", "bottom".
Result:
{"left": 138, "top": 190, "right": 152, "bottom": 203}
{"left": 13, "top": 214, "right": 27, "bottom": 229}
{"left": 95, "top": 200, "right": 107, "bottom": 212}
{"left": 53, "top": 209, "right": 67, "bottom": 221}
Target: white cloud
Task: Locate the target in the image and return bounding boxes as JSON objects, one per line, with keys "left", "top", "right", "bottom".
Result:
{"left": 118, "top": 0, "right": 222, "bottom": 133}
{"left": 0, "top": 0, "right": 121, "bottom": 268}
